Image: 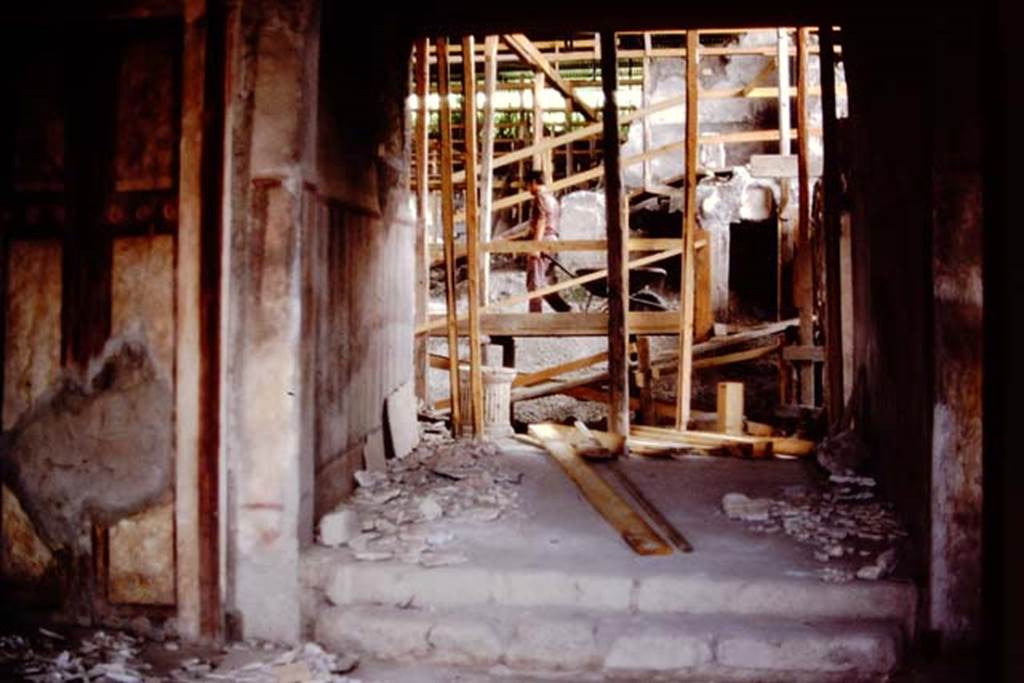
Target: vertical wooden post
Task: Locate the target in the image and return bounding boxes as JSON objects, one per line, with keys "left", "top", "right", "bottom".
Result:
{"left": 716, "top": 382, "right": 744, "bottom": 435}
{"left": 819, "top": 25, "right": 844, "bottom": 428}
{"left": 642, "top": 32, "right": 653, "bottom": 191}
{"left": 479, "top": 35, "right": 498, "bottom": 307}
{"left": 795, "top": 27, "right": 814, "bottom": 405}
{"left": 637, "top": 337, "right": 656, "bottom": 425}
{"left": 533, "top": 71, "right": 551, "bottom": 183}
{"left": 413, "top": 38, "right": 430, "bottom": 402}
{"left": 776, "top": 28, "right": 791, "bottom": 321}
{"left": 437, "top": 37, "right": 462, "bottom": 433}
{"left": 600, "top": 31, "right": 630, "bottom": 442}
{"left": 674, "top": 30, "right": 700, "bottom": 429}
{"left": 777, "top": 28, "right": 792, "bottom": 155}
{"left": 178, "top": 0, "right": 225, "bottom": 640}
{"left": 462, "top": 35, "right": 485, "bottom": 438}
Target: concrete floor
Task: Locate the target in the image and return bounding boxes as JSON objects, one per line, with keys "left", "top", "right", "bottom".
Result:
{"left": 406, "top": 439, "right": 898, "bottom": 582}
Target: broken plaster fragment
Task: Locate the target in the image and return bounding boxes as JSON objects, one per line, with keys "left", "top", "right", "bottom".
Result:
{"left": 417, "top": 495, "right": 444, "bottom": 521}
{"left": 721, "top": 492, "right": 772, "bottom": 522}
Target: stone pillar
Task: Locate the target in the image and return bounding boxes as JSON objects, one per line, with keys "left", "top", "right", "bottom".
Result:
{"left": 459, "top": 367, "right": 516, "bottom": 439}
{"left": 220, "top": 0, "right": 319, "bottom": 644}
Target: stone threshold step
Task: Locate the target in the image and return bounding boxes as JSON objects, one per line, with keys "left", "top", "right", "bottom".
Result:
{"left": 314, "top": 603, "right": 904, "bottom": 681}
{"left": 305, "top": 551, "right": 917, "bottom": 634}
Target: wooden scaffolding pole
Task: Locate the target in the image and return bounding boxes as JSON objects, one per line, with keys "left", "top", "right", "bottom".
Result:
{"left": 532, "top": 70, "right": 551, "bottom": 182}
{"left": 819, "top": 25, "right": 844, "bottom": 428}
{"left": 479, "top": 35, "right": 498, "bottom": 306}
{"left": 414, "top": 37, "right": 430, "bottom": 401}
{"left": 462, "top": 35, "right": 484, "bottom": 437}
{"left": 437, "top": 37, "right": 462, "bottom": 432}
{"left": 776, "top": 28, "right": 790, "bottom": 321}
{"left": 600, "top": 31, "right": 631, "bottom": 441}
{"left": 642, "top": 32, "right": 653, "bottom": 191}
{"left": 674, "top": 30, "right": 700, "bottom": 429}
{"left": 795, "top": 27, "right": 814, "bottom": 405}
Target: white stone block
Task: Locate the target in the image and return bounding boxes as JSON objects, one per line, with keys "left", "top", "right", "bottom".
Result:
{"left": 716, "top": 629, "right": 899, "bottom": 673}
{"left": 318, "top": 507, "right": 360, "bottom": 547}
{"left": 315, "top": 606, "right": 431, "bottom": 660}
{"left": 496, "top": 569, "right": 576, "bottom": 608}
{"left": 426, "top": 617, "right": 504, "bottom": 665}
{"left": 604, "top": 630, "right": 713, "bottom": 672}
{"left": 505, "top": 617, "right": 598, "bottom": 671}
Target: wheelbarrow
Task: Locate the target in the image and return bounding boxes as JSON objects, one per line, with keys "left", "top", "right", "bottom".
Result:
{"left": 545, "top": 255, "right": 670, "bottom": 312}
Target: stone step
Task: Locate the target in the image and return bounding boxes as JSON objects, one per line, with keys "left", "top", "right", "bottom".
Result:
{"left": 314, "top": 603, "right": 905, "bottom": 680}
{"left": 305, "top": 550, "right": 917, "bottom": 635}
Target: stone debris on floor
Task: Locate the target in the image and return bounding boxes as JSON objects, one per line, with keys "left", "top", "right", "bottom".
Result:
{"left": 721, "top": 473, "right": 907, "bottom": 583}
{"left": 316, "top": 425, "right": 522, "bottom": 567}
{"left": 1, "top": 628, "right": 150, "bottom": 682}
{"left": 0, "top": 628, "right": 361, "bottom": 683}
{"left": 168, "top": 641, "right": 358, "bottom": 682}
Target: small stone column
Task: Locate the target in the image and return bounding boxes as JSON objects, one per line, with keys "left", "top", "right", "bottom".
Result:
{"left": 459, "top": 366, "right": 517, "bottom": 439}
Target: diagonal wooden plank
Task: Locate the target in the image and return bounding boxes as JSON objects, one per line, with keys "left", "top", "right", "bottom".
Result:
{"left": 528, "top": 423, "right": 671, "bottom": 556}
{"left": 503, "top": 34, "right": 599, "bottom": 121}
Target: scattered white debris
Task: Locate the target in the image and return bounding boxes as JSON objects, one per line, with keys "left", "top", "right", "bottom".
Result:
{"left": 721, "top": 477, "right": 906, "bottom": 583}
{"left": 856, "top": 547, "right": 898, "bottom": 581}
{"left": 314, "top": 427, "right": 522, "bottom": 568}
{"left": 721, "top": 492, "right": 773, "bottom": 522}
{"left": 319, "top": 507, "right": 360, "bottom": 547}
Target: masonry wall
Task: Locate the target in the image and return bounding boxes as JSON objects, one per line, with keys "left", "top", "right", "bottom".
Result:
{"left": 843, "top": 15, "right": 983, "bottom": 643}
{"left": 219, "top": 0, "right": 414, "bottom": 642}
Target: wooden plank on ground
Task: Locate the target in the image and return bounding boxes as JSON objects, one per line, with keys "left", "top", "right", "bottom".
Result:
{"left": 600, "top": 462, "right": 693, "bottom": 552}
{"left": 633, "top": 425, "right": 772, "bottom": 458}
{"left": 528, "top": 424, "right": 670, "bottom": 556}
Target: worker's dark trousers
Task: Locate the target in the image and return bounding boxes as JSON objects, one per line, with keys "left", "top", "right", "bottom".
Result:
{"left": 527, "top": 253, "right": 571, "bottom": 313}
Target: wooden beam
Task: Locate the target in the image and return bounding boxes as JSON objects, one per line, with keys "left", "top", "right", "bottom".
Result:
{"left": 437, "top": 37, "right": 462, "bottom": 432}
{"left": 424, "top": 311, "right": 678, "bottom": 337}
{"left": 479, "top": 36, "right": 498, "bottom": 307}
{"left": 528, "top": 424, "right": 671, "bottom": 556}
{"left": 450, "top": 94, "right": 687, "bottom": 185}
{"left": 776, "top": 29, "right": 792, "bottom": 155}
{"left": 602, "top": 29, "right": 629, "bottom": 443}
{"left": 782, "top": 344, "right": 826, "bottom": 362}
{"left": 642, "top": 32, "right": 653, "bottom": 191}
{"left": 675, "top": 30, "right": 699, "bottom": 429}
{"left": 636, "top": 336, "right": 655, "bottom": 425}
{"left": 503, "top": 34, "right": 599, "bottom": 122}
{"left": 414, "top": 37, "right": 430, "bottom": 402}
{"left": 795, "top": 27, "right": 815, "bottom": 406}
{"left": 819, "top": 25, "right": 844, "bottom": 430}
{"left": 716, "top": 382, "right": 745, "bottom": 435}
{"left": 600, "top": 462, "right": 693, "bottom": 552}
{"left": 462, "top": 36, "right": 484, "bottom": 438}
{"left": 531, "top": 69, "right": 545, "bottom": 176}
{"left": 416, "top": 248, "right": 681, "bottom": 335}
{"left": 513, "top": 350, "right": 610, "bottom": 388}
{"left": 633, "top": 425, "right": 772, "bottom": 458}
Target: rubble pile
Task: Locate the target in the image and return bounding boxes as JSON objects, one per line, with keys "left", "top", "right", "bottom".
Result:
{"left": 169, "top": 641, "right": 358, "bottom": 683}
{"left": 317, "top": 430, "right": 522, "bottom": 567}
{"left": 0, "top": 629, "right": 361, "bottom": 683}
{"left": 722, "top": 474, "right": 907, "bottom": 583}
{"left": 0, "top": 629, "right": 149, "bottom": 682}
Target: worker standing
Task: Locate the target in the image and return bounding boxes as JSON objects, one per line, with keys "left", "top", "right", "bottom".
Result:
{"left": 525, "top": 170, "right": 572, "bottom": 312}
